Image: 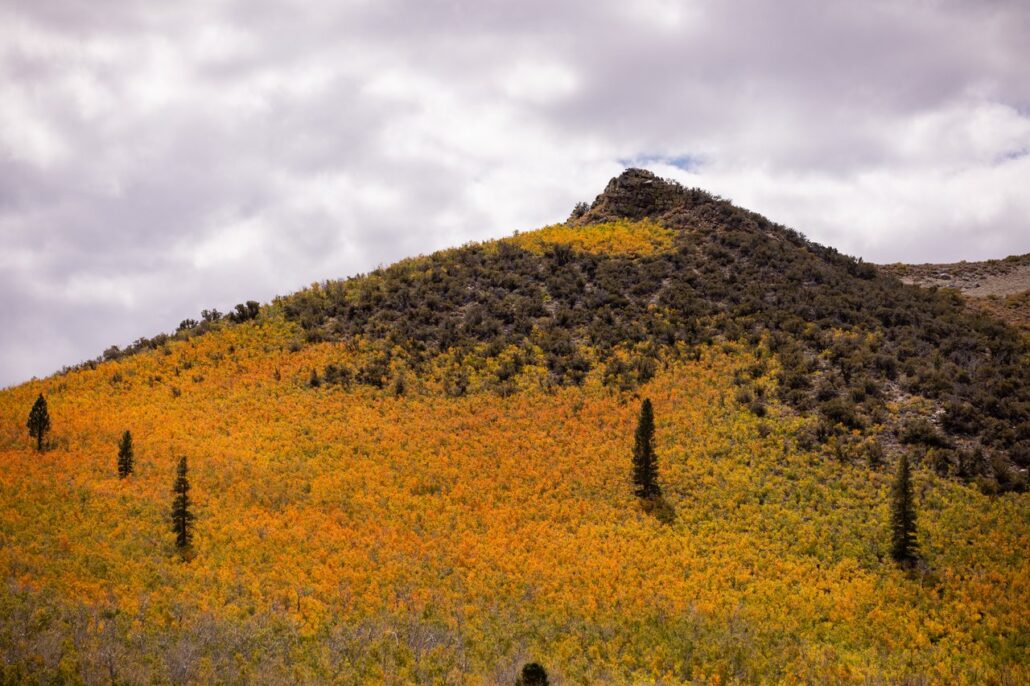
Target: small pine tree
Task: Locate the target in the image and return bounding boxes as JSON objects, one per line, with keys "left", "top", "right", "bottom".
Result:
{"left": 171, "top": 457, "right": 195, "bottom": 554}
{"left": 515, "top": 662, "right": 549, "bottom": 686}
{"left": 117, "top": 430, "right": 134, "bottom": 478}
{"left": 27, "top": 393, "right": 51, "bottom": 452}
{"left": 890, "top": 452, "right": 918, "bottom": 565}
{"left": 632, "top": 398, "right": 661, "bottom": 499}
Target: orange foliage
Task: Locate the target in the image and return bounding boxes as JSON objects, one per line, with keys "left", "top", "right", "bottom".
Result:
{"left": 0, "top": 317, "right": 1027, "bottom": 683}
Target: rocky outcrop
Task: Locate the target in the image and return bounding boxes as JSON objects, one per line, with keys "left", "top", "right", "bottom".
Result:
{"left": 570, "top": 168, "right": 712, "bottom": 224}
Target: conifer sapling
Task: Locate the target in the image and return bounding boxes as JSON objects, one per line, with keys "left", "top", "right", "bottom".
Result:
{"left": 171, "top": 456, "right": 195, "bottom": 554}
{"left": 27, "top": 393, "right": 51, "bottom": 452}
{"left": 515, "top": 662, "right": 549, "bottom": 686}
{"left": 117, "top": 430, "right": 134, "bottom": 478}
{"left": 890, "top": 452, "right": 918, "bottom": 565}
{"left": 632, "top": 398, "right": 661, "bottom": 499}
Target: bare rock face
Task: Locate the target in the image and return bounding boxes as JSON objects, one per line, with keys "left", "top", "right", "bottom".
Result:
{"left": 571, "top": 168, "right": 698, "bottom": 224}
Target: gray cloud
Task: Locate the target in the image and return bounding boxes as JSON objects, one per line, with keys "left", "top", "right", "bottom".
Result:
{"left": 1, "top": 0, "right": 1029, "bottom": 387}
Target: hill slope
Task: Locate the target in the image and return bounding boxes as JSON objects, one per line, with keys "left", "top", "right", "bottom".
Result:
{"left": 273, "top": 169, "right": 1028, "bottom": 488}
{"left": 1, "top": 170, "right": 1028, "bottom": 685}
{"left": 879, "top": 254, "right": 1030, "bottom": 331}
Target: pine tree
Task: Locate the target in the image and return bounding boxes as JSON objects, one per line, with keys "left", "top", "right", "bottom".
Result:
{"left": 171, "top": 456, "right": 195, "bottom": 554}
{"left": 26, "top": 393, "right": 51, "bottom": 452}
{"left": 117, "top": 430, "right": 134, "bottom": 478}
{"left": 632, "top": 398, "right": 661, "bottom": 499}
{"left": 515, "top": 663, "right": 549, "bottom": 686}
{"left": 890, "top": 452, "right": 918, "bottom": 565}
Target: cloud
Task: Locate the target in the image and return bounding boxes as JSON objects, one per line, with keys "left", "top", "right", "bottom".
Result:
{"left": 1, "top": 0, "right": 1028, "bottom": 387}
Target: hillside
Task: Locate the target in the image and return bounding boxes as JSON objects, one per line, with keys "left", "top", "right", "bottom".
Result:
{"left": 1, "top": 170, "right": 1028, "bottom": 684}
{"left": 879, "top": 254, "right": 1030, "bottom": 332}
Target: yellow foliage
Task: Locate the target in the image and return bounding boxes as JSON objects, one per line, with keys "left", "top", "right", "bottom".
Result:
{"left": 0, "top": 316, "right": 1026, "bottom": 683}
{"left": 507, "top": 219, "right": 676, "bottom": 256}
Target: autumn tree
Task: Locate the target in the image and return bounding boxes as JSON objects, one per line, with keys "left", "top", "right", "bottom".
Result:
{"left": 27, "top": 393, "right": 51, "bottom": 452}
{"left": 117, "top": 430, "right": 134, "bottom": 478}
{"left": 171, "top": 457, "right": 195, "bottom": 554}
{"left": 632, "top": 398, "right": 661, "bottom": 499}
{"left": 516, "top": 663, "right": 549, "bottom": 686}
{"left": 890, "top": 452, "right": 918, "bottom": 565}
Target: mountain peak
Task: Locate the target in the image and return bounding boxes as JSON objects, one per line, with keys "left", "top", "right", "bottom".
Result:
{"left": 572, "top": 168, "right": 699, "bottom": 224}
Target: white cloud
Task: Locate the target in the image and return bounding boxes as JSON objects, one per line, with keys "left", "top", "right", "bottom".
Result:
{"left": 0, "top": 94, "right": 68, "bottom": 167}
{"left": 616, "top": 0, "right": 698, "bottom": 32}
{"left": 190, "top": 215, "right": 269, "bottom": 269}
{"left": 663, "top": 149, "right": 1030, "bottom": 263}
{"left": 892, "top": 101, "right": 1030, "bottom": 168}
{"left": 502, "top": 60, "right": 578, "bottom": 104}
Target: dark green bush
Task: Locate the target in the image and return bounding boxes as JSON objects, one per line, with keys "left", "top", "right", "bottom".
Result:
{"left": 900, "top": 418, "right": 951, "bottom": 448}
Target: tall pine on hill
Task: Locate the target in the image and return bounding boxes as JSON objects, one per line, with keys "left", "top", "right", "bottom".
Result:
{"left": 632, "top": 399, "right": 661, "bottom": 499}
{"left": 117, "top": 430, "right": 134, "bottom": 478}
{"left": 171, "top": 456, "right": 195, "bottom": 554}
{"left": 890, "top": 452, "right": 918, "bottom": 565}
{"left": 27, "top": 393, "right": 50, "bottom": 452}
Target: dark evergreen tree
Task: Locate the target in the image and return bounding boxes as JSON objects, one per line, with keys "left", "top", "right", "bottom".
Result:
{"left": 890, "top": 452, "right": 918, "bottom": 565}
{"left": 26, "top": 393, "right": 50, "bottom": 452}
{"left": 171, "top": 456, "right": 195, "bottom": 553}
{"left": 515, "top": 662, "right": 549, "bottom": 686}
{"left": 117, "top": 430, "right": 134, "bottom": 478}
{"left": 632, "top": 398, "right": 661, "bottom": 499}
{"left": 568, "top": 200, "right": 590, "bottom": 221}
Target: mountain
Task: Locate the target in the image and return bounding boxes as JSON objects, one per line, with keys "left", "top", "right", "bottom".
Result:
{"left": 0, "top": 169, "right": 1027, "bottom": 684}
{"left": 274, "top": 169, "right": 1028, "bottom": 487}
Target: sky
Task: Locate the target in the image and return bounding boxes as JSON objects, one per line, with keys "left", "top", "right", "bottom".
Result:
{"left": 1, "top": 0, "right": 1029, "bottom": 388}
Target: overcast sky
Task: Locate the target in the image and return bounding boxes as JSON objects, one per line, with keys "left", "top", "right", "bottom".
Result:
{"left": 2, "top": 0, "right": 1029, "bottom": 388}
